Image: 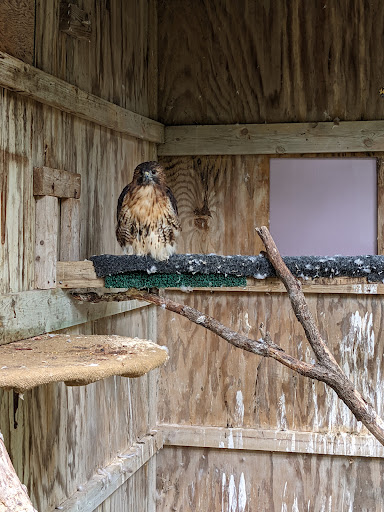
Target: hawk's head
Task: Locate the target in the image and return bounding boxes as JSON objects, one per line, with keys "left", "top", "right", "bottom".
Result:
{"left": 132, "top": 161, "right": 166, "bottom": 187}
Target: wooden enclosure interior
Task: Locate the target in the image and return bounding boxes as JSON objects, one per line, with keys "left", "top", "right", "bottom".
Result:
{"left": 1, "top": 1, "right": 384, "bottom": 511}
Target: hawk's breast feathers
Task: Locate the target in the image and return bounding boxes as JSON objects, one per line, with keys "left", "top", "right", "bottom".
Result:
{"left": 116, "top": 161, "right": 181, "bottom": 261}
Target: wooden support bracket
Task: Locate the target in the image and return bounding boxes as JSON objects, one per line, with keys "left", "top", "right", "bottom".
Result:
{"left": 33, "top": 166, "right": 81, "bottom": 199}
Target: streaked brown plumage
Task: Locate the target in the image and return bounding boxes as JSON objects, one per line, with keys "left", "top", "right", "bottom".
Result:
{"left": 116, "top": 161, "right": 181, "bottom": 260}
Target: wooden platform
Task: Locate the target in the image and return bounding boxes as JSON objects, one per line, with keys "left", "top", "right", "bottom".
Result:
{"left": 56, "top": 260, "right": 384, "bottom": 295}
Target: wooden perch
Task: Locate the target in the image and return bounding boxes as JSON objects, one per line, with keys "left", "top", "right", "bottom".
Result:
{"left": 0, "top": 434, "right": 37, "bottom": 511}
{"left": 73, "top": 227, "right": 384, "bottom": 446}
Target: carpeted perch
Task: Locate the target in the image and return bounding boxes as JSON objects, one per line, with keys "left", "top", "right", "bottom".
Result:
{"left": 89, "top": 253, "right": 384, "bottom": 289}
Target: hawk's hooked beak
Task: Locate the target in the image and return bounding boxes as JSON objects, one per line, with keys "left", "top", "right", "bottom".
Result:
{"left": 143, "top": 170, "right": 151, "bottom": 184}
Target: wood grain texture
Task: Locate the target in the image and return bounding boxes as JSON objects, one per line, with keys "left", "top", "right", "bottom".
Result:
{"left": 60, "top": 2, "right": 92, "bottom": 41}
{"left": 162, "top": 425, "right": 384, "bottom": 458}
{"left": 158, "top": 291, "right": 384, "bottom": 436}
{"left": 0, "top": 306, "right": 158, "bottom": 510}
{"left": 1, "top": 0, "right": 159, "bottom": 508}
{"left": 159, "top": 121, "right": 384, "bottom": 156}
{"left": 0, "top": 0, "right": 35, "bottom": 64}
{"left": 158, "top": 0, "right": 384, "bottom": 125}
{"left": 0, "top": 288, "right": 149, "bottom": 344}
{"left": 33, "top": 166, "right": 81, "bottom": 198}
{"left": 60, "top": 199, "right": 81, "bottom": 261}
{"left": 35, "top": 0, "right": 158, "bottom": 119}
{"left": 57, "top": 432, "right": 162, "bottom": 512}
{"left": 0, "top": 75, "right": 158, "bottom": 510}
{"left": 34, "top": 195, "right": 59, "bottom": 289}
{"left": 160, "top": 155, "right": 269, "bottom": 256}
{"left": 156, "top": 446, "right": 384, "bottom": 512}
{"left": 94, "top": 457, "right": 156, "bottom": 512}
{"left": 0, "top": 52, "right": 163, "bottom": 142}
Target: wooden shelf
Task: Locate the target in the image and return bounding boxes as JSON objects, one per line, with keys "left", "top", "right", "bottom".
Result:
{"left": 0, "top": 334, "right": 168, "bottom": 392}
{"left": 56, "top": 261, "right": 384, "bottom": 295}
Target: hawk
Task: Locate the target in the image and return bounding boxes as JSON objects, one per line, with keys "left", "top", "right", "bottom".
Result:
{"left": 116, "top": 161, "right": 181, "bottom": 260}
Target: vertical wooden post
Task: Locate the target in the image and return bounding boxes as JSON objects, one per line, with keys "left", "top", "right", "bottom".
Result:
{"left": 34, "top": 196, "right": 59, "bottom": 289}
{"left": 60, "top": 198, "right": 80, "bottom": 260}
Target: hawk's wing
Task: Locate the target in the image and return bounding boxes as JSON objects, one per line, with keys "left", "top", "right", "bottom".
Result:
{"left": 116, "top": 184, "right": 138, "bottom": 247}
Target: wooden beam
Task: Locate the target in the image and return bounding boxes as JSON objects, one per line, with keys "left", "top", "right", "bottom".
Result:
{"left": 158, "top": 122, "right": 384, "bottom": 156}
{"left": 0, "top": 288, "right": 149, "bottom": 345}
{"left": 56, "top": 431, "right": 163, "bottom": 512}
{"left": 0, "top": 52, "right": 164, "bottom": 143}
{"left": 33, "top": 166, "right": 81, "bottom": 198}
{"left": 161, "top": 425, "right": 384, "bottom": 459}
{"left": 178, "top": 277, "right": 384, "bottom": 295}
{"left": 57, "top": 261, "right": 104, "bottom": 288}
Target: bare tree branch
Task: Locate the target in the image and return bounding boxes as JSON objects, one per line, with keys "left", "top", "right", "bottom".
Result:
{"left": 0, "top": 434, "right": 37, "bottom": 511}
{"left": 73, "top": 228, "right": 384, "bottom": 445}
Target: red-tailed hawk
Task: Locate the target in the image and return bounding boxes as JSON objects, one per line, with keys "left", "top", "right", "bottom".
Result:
{"left": 116, "top": 161, "right": 181, "bottom": 260}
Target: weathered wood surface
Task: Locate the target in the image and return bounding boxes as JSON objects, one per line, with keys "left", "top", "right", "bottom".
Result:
{"left": 35, "top": 0, "right": 158, "bottom": 120}
{"left": 158, "top": 156, "right": 384, "bottom": 436}
{"left": 158, "top": 0, "right": 384, "bottom": 125}
{"left": 156, "top": 446, "right": 384, "bottom": 512}
{"left": 0, "top": 288, "right": 149, "bottom": 345}
{"left": 0, "top": 305, "right": 159, "bottom": 510}
{"left": 159, "top": 122, "right": 384, "bottom": 156}
{"left": 0, "top": 87, "right": 157, "bottom": 296}
{"left": 34, "top": 195, "right": 59, "bottom": 289}
{"left": 0, "top": 0, "right": 35, "bottom": 64}
{"left": 162, "top": 425, "right": 384, "bottom": 458}
{"left": 94, "top": 457, "right": 156, "bottom": 512}
{"left": 57, "top": 261, "right": 104, "bottom": 288}
{"left": 56, "top": 431, "right": 162, "bottom": 512}
{"left": 60, "top": 198, "right": 81, "bottom": 261}
{"left": 160, "top": 155, "right": 269, "bottom": 255}
{"left": 59, "top": 2, "right": 92, "bottom": 41}
{"left": 33, "top": 166, "right": 81, "bottom": 198}
{"left": 158, "top": 290, "right": 384, "bottom": 434}
{"left": 0, "top": 52, "right": 163, "bottom": 143}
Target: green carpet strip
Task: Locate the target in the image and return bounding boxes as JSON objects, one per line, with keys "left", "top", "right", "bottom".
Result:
{"left": 105, "top": 272, "right": 247, "bottom": 289}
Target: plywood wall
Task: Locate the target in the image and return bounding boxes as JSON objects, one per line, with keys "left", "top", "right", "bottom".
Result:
{"left": 35, "top": 0, "right": 157, "bottom": 118}
{"left": 157, "top": 154, "right": 384, "bottom": 509}
{"left": 158, "top": 0, "right": 384, "bottom": 125}
{"left": 0, "top": 1, "right": 159, "bottom": 510}
{"left": 157, "top": 447, "right": 384, "bottom": 511}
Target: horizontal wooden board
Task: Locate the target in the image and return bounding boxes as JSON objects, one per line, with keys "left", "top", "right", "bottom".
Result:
{"left": 57, "top": 261, "right": 104, "bottom": 288}
{"left": 159, "top": 122, "right": 384, "bottom": 156}
{"left": 57, "top": 431, "right": 162, "bottom": 512}
{"left": 33, "top": 166, "right": 81, "bottom": 198}
{"left": 0, "top": 288, "right": 149, "bottom": 344}
{"left": 156, "top": 446, "right": 384, "bottom": 512}
{"left": 161, "top": 425, "right": 384, "bottom": 459}
{"left": 0, "top": 52, "right": 163, "bottom": 142}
